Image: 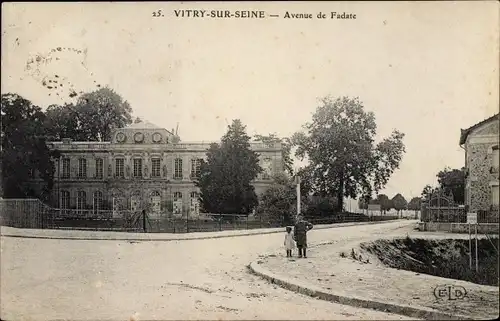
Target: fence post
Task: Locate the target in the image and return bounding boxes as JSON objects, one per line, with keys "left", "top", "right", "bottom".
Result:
{"left": 219, "top": 215, "right": 222, "bottom": 231}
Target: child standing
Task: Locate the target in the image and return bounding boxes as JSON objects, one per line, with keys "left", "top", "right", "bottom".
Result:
{"left": 294, "top": 216, "right": 314, "bottom": 258}
{"left": 284, "top": 226, "right": 295, "bottom": 257}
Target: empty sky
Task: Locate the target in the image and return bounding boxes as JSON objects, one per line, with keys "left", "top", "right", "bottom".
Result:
{"left": 2, "top": 2, "right": 499, "bottom": 201}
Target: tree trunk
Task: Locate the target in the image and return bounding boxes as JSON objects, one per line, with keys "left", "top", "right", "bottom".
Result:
{"left": 337, "top": 175, "right": 344, "bottom": 213}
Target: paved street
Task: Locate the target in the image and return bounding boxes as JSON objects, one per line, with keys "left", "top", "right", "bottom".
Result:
{"left": 1, "top": 220, "right": 416, "bottom": 320}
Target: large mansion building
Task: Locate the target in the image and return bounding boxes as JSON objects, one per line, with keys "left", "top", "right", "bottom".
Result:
{"left": 39, "top": 121, "right": 284, "bottom": 217}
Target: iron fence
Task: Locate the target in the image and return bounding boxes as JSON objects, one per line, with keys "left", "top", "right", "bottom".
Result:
{"left": 1, "top": 198, "right": 402, "bottom": 233}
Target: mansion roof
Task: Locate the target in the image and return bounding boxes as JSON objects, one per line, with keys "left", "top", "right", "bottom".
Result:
{"left": 459, "top": 113, "right": 499, "bottom": 145}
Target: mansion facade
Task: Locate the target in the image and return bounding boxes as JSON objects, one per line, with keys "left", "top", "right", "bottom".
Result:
{"left": 38, "top": 121, "right": 284, "bottom": 217}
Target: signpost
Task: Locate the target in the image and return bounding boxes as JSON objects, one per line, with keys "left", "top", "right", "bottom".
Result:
{"left": 467, "top": 212, "right": 478, "bottom": 271}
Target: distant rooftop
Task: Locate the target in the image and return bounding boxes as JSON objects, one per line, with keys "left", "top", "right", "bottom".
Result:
{"left": 459, "top": 113, "right": 499, "bottom": 145}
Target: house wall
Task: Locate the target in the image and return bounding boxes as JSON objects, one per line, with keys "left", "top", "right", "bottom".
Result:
{"left": 464, "top": 118, "right": 500, "bottom": 213}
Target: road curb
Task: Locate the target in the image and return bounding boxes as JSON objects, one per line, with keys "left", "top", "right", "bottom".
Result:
{"left": 0, "top": 220, "right": 404, "bottom": 241}
{"left": 248, "top": 260, "right": 470, "bottom": 321}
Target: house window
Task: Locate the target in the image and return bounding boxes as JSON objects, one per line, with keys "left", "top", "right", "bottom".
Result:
{"left": 492, "top": 146, "right": 499, "bottom": 171}
{"left": 62, "top": 158, "right": 70, "bottom": 179}
{"left": 191, "top": 158, "right": 201, "bottom": 178}
{"left": 133, "top": 158, "right": 143, "bottom": 178}
{"left": 174, "top": 158, "right": 183, "bottom": 179}
{"left": 78, "top": 158, "right": 87, "bottom": 178}
{"left": 93, "top": 191, "right": 103, "bottom": 213}
{"left": 115, "top": 158, "right": 124, "bottom": 178}
{"left": 60, "top": 190, "right": 70, "bottom": 209}
{"left": 173, "top": 191, "right": 182, "bottom": 201}
{"left": 261, "top": 158, "right": 272, "bottom": 180}
{"left": 151, "top": 158, "right": 161, "bottom": 177}
{"left": 492, "top": 186, "right": 499, "bottom": 207}
{"left": 150, "top": 190, "right": 161, "bottom": 213}
{"left": 77, "top": 191, "right": 86, "bottom": 211}
{"left": 173, "top": 191, "right": 182, "bottom": 214}
{"left": 95, "top": 158, "right": 103, "bottom": 179}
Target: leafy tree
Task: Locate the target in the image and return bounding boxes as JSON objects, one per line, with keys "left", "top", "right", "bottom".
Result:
{"left": 255, "top": 172, "right": 297, "bottom": 226}
{"left": 421, "top": 184, "right": 437, "bottom": 202}
{"left": 44, "top": 87, "right": 133, "bottom": 141}
{"left": 196, "top": 119, "right": 262, "bottom": 214}
{"left": 1, "top": 93, "right": 59, "bottom": 199}
{"left": 254, "top": 133, "right": 294, "bottom": 176}
{"left": 293, "top": 96, "right": 405, "bottom": 211}
{"left": 304, "top": 195, "right": 338, "bottom": 218}
{"left": 376, "top": 194, "right": 393, "bottom": 214}
{"left": 391, "top": 193, "right": 408, "bottom": 216}
{"left": 408, "top": 197, "right": 422, "bottom": 211}
{"left": 358, "top": 197, "right": 368, "bottom": 210}
{"left": 436, "top": 167, "right": 465, "bottom": 204}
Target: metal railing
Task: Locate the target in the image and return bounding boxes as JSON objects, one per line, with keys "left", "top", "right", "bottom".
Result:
{"left": 1, "top": 198, "right": 402, "bottom": 233}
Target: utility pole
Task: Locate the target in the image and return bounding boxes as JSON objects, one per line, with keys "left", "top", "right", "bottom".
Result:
{"left": 295, "top": 175, "right": 301, "bottom": 218}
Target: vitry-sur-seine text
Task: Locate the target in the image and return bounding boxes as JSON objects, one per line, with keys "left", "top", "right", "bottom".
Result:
{"left": 172, "top": 10, "right": 356, "bottom": 19}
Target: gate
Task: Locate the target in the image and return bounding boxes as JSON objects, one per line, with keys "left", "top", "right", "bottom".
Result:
{"left": 420, "top": 190, "right": 466, "bottom": 223}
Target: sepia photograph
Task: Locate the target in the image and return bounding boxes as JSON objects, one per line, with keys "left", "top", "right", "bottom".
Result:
{"left": 1, "top": 1, "right": 499, "bottom": 320}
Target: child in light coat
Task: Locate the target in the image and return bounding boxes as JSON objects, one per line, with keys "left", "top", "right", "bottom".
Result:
{"left": 284, "top": 226, "right": 295, "bottom": 257}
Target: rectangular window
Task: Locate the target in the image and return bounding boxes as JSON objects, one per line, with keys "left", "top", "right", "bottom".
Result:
{"left": 95, "top": 158, "right": 103, "bottom": 179}
{"left": 492, "top": 149, "right": 499, "bottom": 171}
{"left": 492, "top": 186, "right": 500, "bottom": 206}
{"left": 115, "top": 158, "right": 124, "bottom": 178}
{"left": 133, "top": 158, "right": 143, "bottom": 178}
{"left": 62, "top": 158, "right": 70, "bottom": 179}
{"left": 151, "top": 158, "right": 161, "bottom": 177}
{"left": 174, "top": 158, "right": 183, "bottom": 179}
{"left": 78, "top": 158, "right": 87, "bottom": 178}
{"left": 190, "top": 159, "right": 201, "bottom": 178}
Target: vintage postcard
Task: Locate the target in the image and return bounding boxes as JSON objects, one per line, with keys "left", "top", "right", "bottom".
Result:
{"left": 1, "top": 1, "right": 499, "bottom": 320}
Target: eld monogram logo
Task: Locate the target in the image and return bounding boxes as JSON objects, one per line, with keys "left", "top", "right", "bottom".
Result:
{"left": 433, "top": 285, "right": 468, "bottom": 301}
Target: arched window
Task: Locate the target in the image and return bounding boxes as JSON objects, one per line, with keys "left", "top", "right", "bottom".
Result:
{"left": 130, "top": 191, "right": 141, "bottom": 212}
{"left": 93, "top": 191, "right": 103, "bottom": 213}
{"left": 261, "top": 158, "right": 273, "bottom": 180}
{"left": 77, "top": 191, "right": 86, "bottom": 212}
{"left": 150, "top": 191, "right": 161, "bottom": 213}
{"left": 173, "top": 192, "right": 182, "bottom": 201}
{"left": 60, "top": 190, "right": 70, "bottom": 209}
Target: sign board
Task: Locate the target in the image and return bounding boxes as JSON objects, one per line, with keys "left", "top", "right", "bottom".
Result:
{"left": 368, "top": 204, "right": 381, "bottom": 211}
{"left": 467, "top": 212, "right": 477, "bottom": 224}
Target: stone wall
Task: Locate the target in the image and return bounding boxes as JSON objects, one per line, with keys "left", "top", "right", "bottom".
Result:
{"left": 418, "top": 222, "right": 499, "bottom": 234}
{"left": 465, "top": 118, "right": 499, "bottom": 212}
